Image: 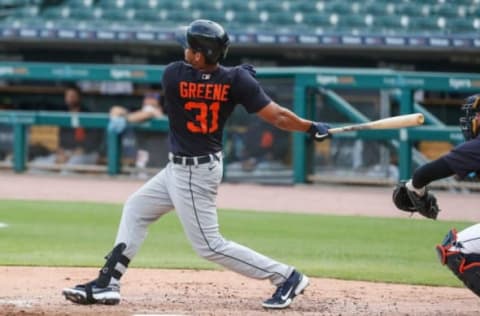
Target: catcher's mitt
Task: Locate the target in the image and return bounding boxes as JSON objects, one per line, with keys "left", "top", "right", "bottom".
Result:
{"left": 392, "top": 181, "right": 440, "bottom": 220}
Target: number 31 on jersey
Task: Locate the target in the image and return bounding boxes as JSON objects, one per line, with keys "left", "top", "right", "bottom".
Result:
{"left": 185, "top": 101, "right": 220, "bottom": 134}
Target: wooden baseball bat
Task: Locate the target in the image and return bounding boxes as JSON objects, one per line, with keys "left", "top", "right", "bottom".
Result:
{"left": 326, "top": 113, "right": 424, "bottom": 135}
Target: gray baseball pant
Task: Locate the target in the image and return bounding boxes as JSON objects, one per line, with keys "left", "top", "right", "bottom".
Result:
{"left": 114, "top": 157, "right": 293, "bottom": 286}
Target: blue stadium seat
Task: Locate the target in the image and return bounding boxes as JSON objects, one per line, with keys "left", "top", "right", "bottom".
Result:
{"left": 198, "top": 11, "right": 227, "bottom": 24}
{"left": 395, "top": 3, "right": 426, "bottom": 17}
{"left": 374, "top": 15, "right": 408, "bottom": 34}
{"left": 102, "top": 8, "right": 136, "bottom": 21}
{"left": 165, "top": 10, "right": 193, "bottom": 24}
{"left": 98, "top": 0, "right": 136, "bottom": 9}
{"left": 70, "top": 7, "right": 100, "bottom": 20}
{"left": 189, "top": 1, "right": 220, "bottom": 12}
{"left": 302, "top": 13, "right": 335, "bottom": 30}
{"left": 448, "top": 18, "right": 477, "bottom": 34}
{"left": 41, "top": 6, "right": 70, "bottom": 19}
{"left": 230, "top": 11, "right": 261, "bottom": 25}
{"left": 134, "top": 9, "right": 163, "bottom": 22}
{"left": 9, "top": 16, "right": 46, "bottom": 28}
{"left": 409, "top": 16, "right": 442, "bottom": 34}
{"left": 432, "top": 4, "right": 462, "bottom": 18}
{"left": 289, "top": 2, "right": 319, "bottom": 13}
{"left": 255, "top": 0, "right": 287, "bottom": 13}
{"left": 324, "top": 2, "right": 352, "bottom": 14}
{"left": 266, "top": 12, "right": 296, "bottom": 26}
{"left": 10, "top": 5, "right": 40, "bottom": 18}
{"left": 363, "top": 2, "right": 394, "bottom": 16}
{"left": 65, "top": 0, "right": 95, "bottom": 9}
{"left": 222, "top": 0, "right": 251, "bottom": 12}
{"left": 336, "top": 14, "right": 371, "bottom": 34}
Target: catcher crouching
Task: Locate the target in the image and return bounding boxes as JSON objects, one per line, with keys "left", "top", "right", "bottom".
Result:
{"left": 393, "top": 94, "right": 480, "bottom": 297}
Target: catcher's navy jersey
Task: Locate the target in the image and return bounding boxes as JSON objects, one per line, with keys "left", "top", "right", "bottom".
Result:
{"left": 162, "top": 61, "right": 271, "bottom": 156}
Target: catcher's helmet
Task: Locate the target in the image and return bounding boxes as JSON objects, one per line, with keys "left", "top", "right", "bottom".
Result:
{"left": 178, "top": 19, "right": 230, "bottom": 65}
{"left": 460, "top": 94, "right": 480, "bottom": 141}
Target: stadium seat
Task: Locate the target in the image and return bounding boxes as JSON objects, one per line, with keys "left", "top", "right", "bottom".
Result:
{"left": 265, "top": 12, "right": 296, "bottom": 26}
{"left": 324, "top": 2, "right": 352, "bottom": 14}
{"left": 165, "top": 10, "right": 193, "bottom": 24}
{"left": 199, "top": 11, "right": 227, "bottom": 24}
{"left": 374, "top": 15, "right": 409, "bottom": 35}
{"left": 230, "top": 11, "right": 261, "bottom": 26}
{"left": 409, "top": 16, "right": 443, "bottom": 34}
{"left": 102, "top": 8, "right": 135, "bottom": 21}
{"left": 222, "top": 0, "right": 251, "bottom": 12}
{"left": 189, "top": 1, "right": 220, "bottom": 12}
{"left": 8, "top": 16, "right": 46, "bottom": 28}
{"left": 41, "top": 6, "right": 69, "bottom": 19}
{"left": 134, "top": 0, "right": 181, "bottom": 10}
{"left": 449, "top": 18, "right": 477, "bottom": 34}
{"left": 432, "top": 4, "right": 462, "bottom": 18}
{"left": 65, "top": 0, "right": 95, "bottom": 9}
{"left": 395, "top": 3, "right": 426, "bottom": 17}
{"left": 302, "top": 13, "right": 335, "bottom": 31}
{"left": 70, "top": 7, "right": 100, "bottom": 21}
{"left": 337, "top": 14, "right": 371, "bottom": 34}
{"left": 363, "top": 2, "right": 394, "bottom": 16}
{"left": 134, "top": 9, "right": 164, "bottom": 22}
{"left": 9, "top": 5, "right": 40, "bottom": 18}
{"left": 255, "top": 0, "right": 287, "bottom": 13}
{"left": 288, "top": 1, "right": 319, "bottom": 13}
{"left": 97, "top": 0, "right": 136, "bottom": 9}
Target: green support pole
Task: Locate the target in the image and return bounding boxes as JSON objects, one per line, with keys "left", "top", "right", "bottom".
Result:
{"left": 13, "top": 123, "right": 27, "bottom": 173}
{"left": 293, "top": 75, "right": 308, "bottom": 183}
{"left": 107, "top": 130, "right": 121, "bottom": 175}
{"left": 398, "top": 89, "right": 413, "bottom": 180}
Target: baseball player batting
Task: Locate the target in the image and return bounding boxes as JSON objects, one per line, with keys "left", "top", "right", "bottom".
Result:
{"left": 62, "top": 19, "right": 331, "bottom": 309}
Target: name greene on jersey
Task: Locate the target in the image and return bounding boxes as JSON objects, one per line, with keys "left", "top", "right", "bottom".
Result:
{"left": 179, "top": 81, "right": 231, "bottom": 101}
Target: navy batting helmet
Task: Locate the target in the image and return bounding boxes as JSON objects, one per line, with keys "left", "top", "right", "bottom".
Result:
{"left": 177, "top": 19, "right": 230, "bottom": 65}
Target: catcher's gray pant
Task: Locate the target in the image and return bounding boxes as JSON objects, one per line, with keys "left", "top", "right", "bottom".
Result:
{"left": 114, "top": 155, "right": 293, "bottom": 286}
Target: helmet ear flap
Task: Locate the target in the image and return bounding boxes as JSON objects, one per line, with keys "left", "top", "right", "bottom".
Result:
{"left": 473, "top": 95, "right": 480, "bottom": 110}
{"left": 472, "top": 112, "right": 480, "bottom": 138}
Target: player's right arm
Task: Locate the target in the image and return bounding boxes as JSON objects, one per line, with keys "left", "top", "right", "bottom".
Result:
{"left": 233, "top": 65, "right": 330, "bottom": 140}
{"left": 256, "top": 101, "right": 312, "bottom": 133}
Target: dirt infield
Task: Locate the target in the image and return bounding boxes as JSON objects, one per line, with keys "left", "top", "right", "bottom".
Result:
{"left": 1, "top": 172, "right": 480, "bottom": 315}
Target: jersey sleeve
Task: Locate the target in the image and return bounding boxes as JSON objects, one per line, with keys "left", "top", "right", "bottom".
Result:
{"left": 231, "top": 67, "right": 272, "bottom": 113}
{"left": 160, "top": 62, "right": 179, "bottom": 116}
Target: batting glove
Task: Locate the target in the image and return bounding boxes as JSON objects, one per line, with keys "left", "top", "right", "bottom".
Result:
{"left": 308, "top": 122, "right": 331, "bottom": 142}
{"left": 108, "top": 116, "right": 127, "bottom": 134}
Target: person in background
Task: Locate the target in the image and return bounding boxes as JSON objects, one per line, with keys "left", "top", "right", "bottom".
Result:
{"left": 108, "top": 92, "right": 167, "bottom": 171}
{"left": 30, "top": 85, "right": 103, "bottom": 170}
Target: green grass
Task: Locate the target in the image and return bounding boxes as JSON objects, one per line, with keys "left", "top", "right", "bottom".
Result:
{"left": 0, "top": 199, "right": 471, "bottom": 287}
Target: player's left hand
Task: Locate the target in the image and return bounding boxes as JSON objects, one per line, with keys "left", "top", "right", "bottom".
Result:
{"left": 308, "top": 122, "right": 331, "bottom": 142}
{"left": 392, "top": 180, "right": 440, "bottom": 219}
{"left": 108, "top": 116, "right": 127, "bottom": 134}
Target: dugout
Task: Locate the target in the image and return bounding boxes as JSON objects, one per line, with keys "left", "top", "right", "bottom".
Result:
{"left": 0, "top": 62, "right": 478, "bottom": 189}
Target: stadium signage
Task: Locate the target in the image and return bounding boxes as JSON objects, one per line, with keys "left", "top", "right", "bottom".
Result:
{"left": 0, "top": 28, "right": 478, "bottom": 50}
{"left": 449, "top": 78, "right": 472, "bottom": 89}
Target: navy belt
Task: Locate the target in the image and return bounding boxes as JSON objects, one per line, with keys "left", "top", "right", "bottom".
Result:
{"left": 168, "top": 152, "right": 220, "bottom": 166}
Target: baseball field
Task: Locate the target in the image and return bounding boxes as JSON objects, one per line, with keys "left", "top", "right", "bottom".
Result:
{"left": 1, "top": 172, "right": 480, "bottom": 315}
